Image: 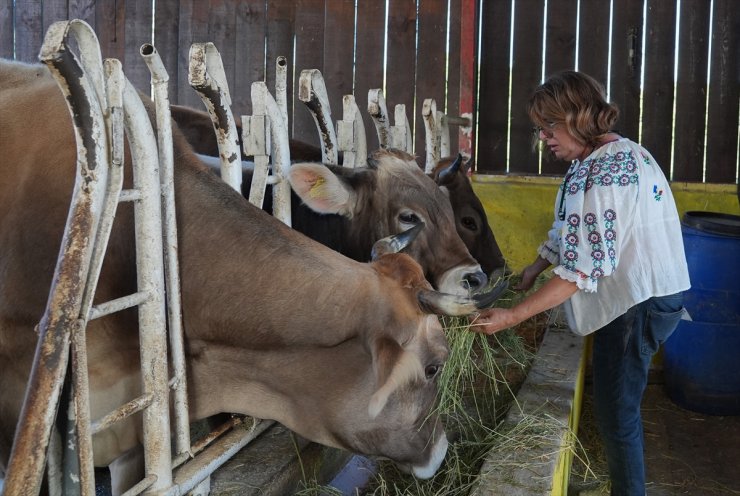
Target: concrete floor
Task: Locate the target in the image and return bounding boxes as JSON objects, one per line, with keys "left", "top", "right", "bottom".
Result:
{"left": 571, "top": 378, "right": 740, "bottom": 496}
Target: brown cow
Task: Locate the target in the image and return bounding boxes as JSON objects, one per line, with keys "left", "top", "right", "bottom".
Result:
{"left": 431, "top": 155, "right": 507, "bottom": 278}
{"left": 171, "top": 104, "right": 504, "bottom": 294}
{"left": 0, "top": 59, "right": 503, "bottom": 494}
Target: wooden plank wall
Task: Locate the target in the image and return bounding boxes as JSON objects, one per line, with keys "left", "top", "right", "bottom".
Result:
{"left": 1, "top": 0, "right": 737, "bottom": 185}
{"left": 0, "top": 0, "right": 466, "bottom": 161}
{"left": 477, "top": 0, "right": 739, "bottom": 185}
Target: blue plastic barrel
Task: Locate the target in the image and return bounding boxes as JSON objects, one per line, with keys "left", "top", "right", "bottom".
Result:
{"left": 663, "top": 211, "right": 740, "bottom": 415}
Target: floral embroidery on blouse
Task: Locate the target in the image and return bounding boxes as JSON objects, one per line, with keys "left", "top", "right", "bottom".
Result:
{"left": 558, "top": 151, "right": 636, "bottom": 285}
{"left": 563, "top": 209, "right": 618, "bottom": 283}
{"left": 565, "top": 151, "right": 639, "bottom": 197}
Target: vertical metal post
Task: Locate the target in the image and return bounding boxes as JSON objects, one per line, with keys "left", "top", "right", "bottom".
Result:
{"left": 141, "top": 42, "right": 191, "bottom": 464}
{"left": 122, "top": 79, "right": 174, "bottom": 493}
{"left": 249, "top": 81, "right": 292, "bottom": 226}
{"left": 391, "top": 104, "right": 413, "bottom": 154}
{"left": 275, "top": 56, "right": 289, "bottom": 135}
{"left": 422, "top": 98, "right": 441, "bottom": 173}
{"left": 368, "top": 88, "right": 391, "bottom": 149}
{"left": 337, "top": 94, "right": 368, "bottom": 168}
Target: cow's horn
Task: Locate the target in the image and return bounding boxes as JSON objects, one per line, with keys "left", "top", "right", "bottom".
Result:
{"left": 417, "top": 279, "right": 509, "bottom": 315}
{"left": 371, "top": 222, "right": 425, "bottom": 260}
{"left": 437, "top": 154, "right": 463, "bottom": 184}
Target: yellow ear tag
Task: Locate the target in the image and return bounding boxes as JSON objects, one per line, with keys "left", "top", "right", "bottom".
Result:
{"left": 308, "top": 176, "right": 326, "bottom": 198}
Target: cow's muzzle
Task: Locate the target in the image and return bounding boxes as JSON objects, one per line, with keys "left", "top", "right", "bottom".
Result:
{"left": 417, "top": 278, "right": 509, "bottom": 316}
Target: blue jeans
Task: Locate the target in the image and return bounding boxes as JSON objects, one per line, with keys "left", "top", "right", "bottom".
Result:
{"left": 591, "top": 292, "right": 685, "bottom": 496}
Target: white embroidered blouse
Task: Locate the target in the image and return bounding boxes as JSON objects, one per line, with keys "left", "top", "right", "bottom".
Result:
{"left": 538, "top": 138, "right": 691, "bottom": 335}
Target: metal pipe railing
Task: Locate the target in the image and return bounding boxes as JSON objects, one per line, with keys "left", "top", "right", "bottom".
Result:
{"left": 392, "top": 103, "right": 413, "bottom": 154}
{"left": 3, "top": 19, "right": 111, "bottom": 496}
{"left": 368, "top": 89, "right": 413, "bottom": 154}
{"left": 121, "top": 75, "right": 174, "bottom": 494}
{"left": 368, "top": 88, "right": 391, "bottom": 149}
{"left": 188, "top": 42, "right": 243, "bottom": 192}
{"left": 337, "top": 94, "right": 368, "bottom": 168}
{"left": 298, "top": 69, "right": 339, "bottom": 165}
{"left": 141, "top": 42, "right": 191, "bottom": 466}
{"left": 247, "top": 81, "right": 292, "bottom": 225}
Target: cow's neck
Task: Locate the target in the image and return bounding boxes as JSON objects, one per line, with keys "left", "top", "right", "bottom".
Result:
{"left": 185, "top": 337, "right": 373, "bottom": 451}
{"left": 172, "top": 158, "right": 386, "bottom": 347}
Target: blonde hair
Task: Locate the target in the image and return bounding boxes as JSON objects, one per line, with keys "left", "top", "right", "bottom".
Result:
{"left": 527, "top": 71, "right": 619, "bottom": 148}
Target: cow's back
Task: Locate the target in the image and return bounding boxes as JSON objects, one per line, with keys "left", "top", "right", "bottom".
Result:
{"left": 0, "top": 60, "right": 79, "bottom": 311}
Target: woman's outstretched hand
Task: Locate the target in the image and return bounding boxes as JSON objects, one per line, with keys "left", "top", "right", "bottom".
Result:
{"left": 468, "top": 269, "right": 578, "bottom": 335}
{"left": 468, "top": 307, "right": 518, "bottom": 334}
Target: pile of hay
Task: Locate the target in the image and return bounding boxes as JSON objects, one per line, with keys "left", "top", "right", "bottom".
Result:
{"left": 297, "top": 274, "right": 580, "bottom": 496}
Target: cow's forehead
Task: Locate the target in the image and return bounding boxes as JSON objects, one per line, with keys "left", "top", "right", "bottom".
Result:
{"left": 377, "top": 160, "right": 449, "bottom": 206}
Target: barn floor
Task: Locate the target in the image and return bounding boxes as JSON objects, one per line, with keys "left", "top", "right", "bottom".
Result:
{"left": 570, "top": 373, "right": 740, "bottom": 495}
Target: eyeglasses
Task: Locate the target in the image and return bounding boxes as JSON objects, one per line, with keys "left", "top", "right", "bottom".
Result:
{"left": 532, "top": 122, "right": 558, "bottom": 139}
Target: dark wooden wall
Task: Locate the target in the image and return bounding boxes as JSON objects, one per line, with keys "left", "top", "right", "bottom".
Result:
{"left": 0, "top": 0, "right": 467, "bottom": 159}
{"left": 477, "top": 0, "right": 739, "bottom": 183}
{"left": 1, "top": 0, "right": 737, "bottom": 185}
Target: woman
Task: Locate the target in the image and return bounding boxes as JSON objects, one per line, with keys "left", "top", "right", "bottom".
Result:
{"left": 473, "top": 71, "right": 690, "bottom": 496}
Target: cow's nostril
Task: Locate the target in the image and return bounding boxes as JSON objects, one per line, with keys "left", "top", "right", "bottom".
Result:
{"left": 463, "top": 272, "right": 488, "bottom": 290}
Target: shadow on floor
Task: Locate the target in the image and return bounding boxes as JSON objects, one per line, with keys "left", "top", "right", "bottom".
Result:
{"left": 570, "top": 375, "right": 740, "bottom": 495}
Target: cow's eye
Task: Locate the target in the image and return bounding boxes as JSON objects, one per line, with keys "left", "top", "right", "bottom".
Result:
{"left": 425, "top": 364, "right": 442, "bottom": 380}
{"left": 399, "top": 211, "right": 421, "bottom": 225}
{"left": 461, "top": 216, "right": 478, "bottom": 232}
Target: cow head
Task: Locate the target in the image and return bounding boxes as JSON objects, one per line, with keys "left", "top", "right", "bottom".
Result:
{"left": 291, "top": 230, "right": 506, "bottom": 479}
{"left": 431, "top": 155, "right": 507, "bottom": 279}
{"left": 288, "top": 149, "right": 489, "bottom": 296}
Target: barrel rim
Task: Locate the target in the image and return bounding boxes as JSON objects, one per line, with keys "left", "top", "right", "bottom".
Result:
{"left": 682, "top": 211, "right": 740, "bottom": 237}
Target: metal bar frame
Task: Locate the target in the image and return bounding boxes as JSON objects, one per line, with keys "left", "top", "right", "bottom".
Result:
{"left": 188, "top": 42, "right": 243, "bottom": 192}
{"left": 298, "top": 69, "right": 339, "bottom": 165}
{"left": 337, "top": 94, "right": 368, "bottom": 168}
{"left": 3, "top": 19, "right": 111, "bottom": 496}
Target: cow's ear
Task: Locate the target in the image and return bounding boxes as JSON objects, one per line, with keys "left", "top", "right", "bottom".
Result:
{"left": 289, "top": 163, "right": 357, "bottom": 217}
{"left": 368, "top": 336, "right": 423, "bottom": 418}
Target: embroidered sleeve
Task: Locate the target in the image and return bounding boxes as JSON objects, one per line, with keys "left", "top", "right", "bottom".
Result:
{"left": 554, "top": 149, "right": 639, "bottom": 292}
{"left": 538, "top": 217, "right": 563, "bottom": 265}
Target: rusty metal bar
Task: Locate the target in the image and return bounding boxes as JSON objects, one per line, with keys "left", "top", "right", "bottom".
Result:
{"left": 299, "top": 69, "right": 338, "bottom": 165}
{"left": 172, "top": 417, "right": 240, "bottom": 469}
{"left": 91, "top": 393, "right": 154, "bottom": 436}
{"left": 3, "top": 19, "right": 111, "bottom": 496}
{"left": 368, "top": 88, "right": 391, "bottom": 149}
{"left": 445, "top": 115, "right": 471, "bottom": 127}
{"left": 70, "top": 318, "right": 95, "bottom": 495}
{"left": 120, "top": 475, "right": 157, "bottom": 496}
{"left": 188, "top": 42, "right": 242, "bottom": 192}
{"left": 79, "top": 58, "right": 125, "bottom": 327}
{"left": 168, "top": 419, "right": 273, "bottom": 496}
{"left": 46, "top": 427, "right": 63, "bottom": 494}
